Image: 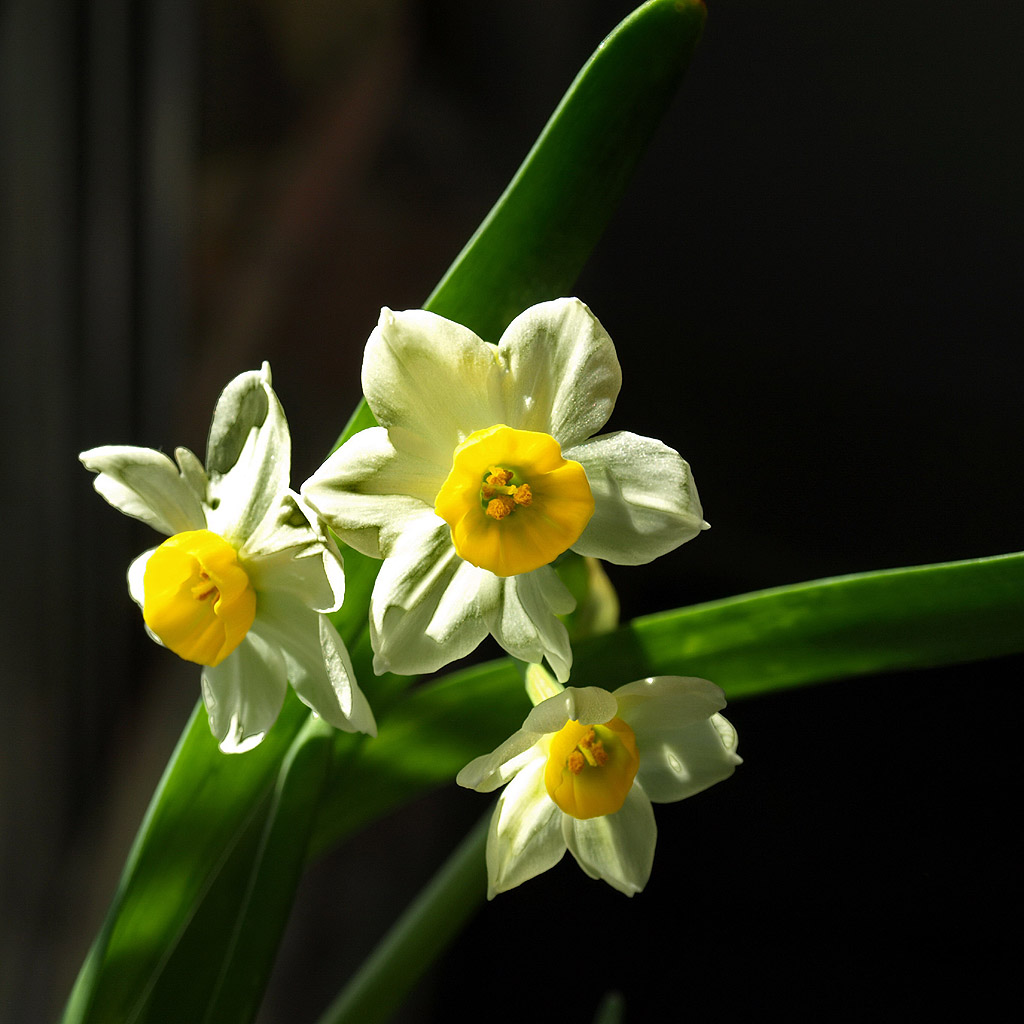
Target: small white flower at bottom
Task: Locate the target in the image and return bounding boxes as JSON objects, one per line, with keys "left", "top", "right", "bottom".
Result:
{"left": 456, "top": 674, "right": 740, "bottom": 897}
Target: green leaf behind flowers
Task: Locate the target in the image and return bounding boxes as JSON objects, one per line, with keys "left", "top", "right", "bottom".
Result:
{"left": 61, "top": 3, "right": 709, "bottom": 1021}
{"left": 308, "top": 550, "right": 1024, "bottom": 856}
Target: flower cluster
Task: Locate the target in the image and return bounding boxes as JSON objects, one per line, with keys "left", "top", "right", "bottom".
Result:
{"left": 82, "top": 299, "right": 739, "bottom": 894}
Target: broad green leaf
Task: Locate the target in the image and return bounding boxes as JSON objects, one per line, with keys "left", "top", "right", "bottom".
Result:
{"left": 309, "top": 550, "right": 1024, "bottom": 855}
{"left": 62, "top": 3, "right": 709, "bottom": 1020}
{"left": 145, "top": 719, "right": 335, "bottom": 1024}
{"left": 60, "top": 691, "right": 310, "bottom": 1024}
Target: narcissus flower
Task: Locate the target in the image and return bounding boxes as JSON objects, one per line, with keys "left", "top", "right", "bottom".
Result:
{"left": 303, "top": 298, "right": 706, "bottom": 681}
{"left": 456, "top": 674, "right": 740, "bottom": 897}
{"left": 81, "top": 363, "right": 376, "bottom": 753}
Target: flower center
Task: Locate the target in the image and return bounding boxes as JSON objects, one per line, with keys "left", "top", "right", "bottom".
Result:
{"left": 544, "top": 716, "right": 639, "bottom": 819}
{"left": 433, "top": 424, "right": 595, "bottom": 577}
{"left": 142, "top": 529, "right": 257, "bottom": 666}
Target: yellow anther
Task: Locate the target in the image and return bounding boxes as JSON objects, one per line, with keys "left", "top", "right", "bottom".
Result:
{"left": 142, "top": 529, "right": 256, "bottom": 667}
{"left": 486, "top": 496, "right": 515, "bottom": 520}
{"left": 544, "top": 716, "right": 639, "bottom": 819}
{"left": 434, "top": 424, "right": 595, "bottom": 577}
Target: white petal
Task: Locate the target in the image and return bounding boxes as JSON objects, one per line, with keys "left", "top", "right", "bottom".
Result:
{"left": 126, "top": 548, "right": 154, "bottom": 609}
{"left": 562, "top": 782, "right": 657, "bottom": 896}
{"left": 201, "top": 633, "right": 288, "bottom": 754}
{"left": 523, "top": 686, "right": 619, "bottom": 734}
{"left": 368, "top": 512, "right": 496, "bottom": 676}
{"left": 79, "top": 445, "right": 206, "bottom": 536}
{"left": 362, "top": 307, "right": 505, "bottom": 461}
{"left": 568, "top": 431, "right": 707, "bottom": 565}
{"left": 126, "top": 547, "right": 167, "bottom": 647}
{"left": 251, "top": 594, "right": 376, "bottom": 736}
{"left": 498, "top": 297, "right": 621, "bottom": 449}
{"left": 242, "top": 491, "right": 345, "bottom": 613}
{"left": 615, "top": 677, "right": 742, "bottom": 804}
{"left": 485, "top": 568, "right": 575, "bottom": 682}
{"left": 314, "top": 614, "right": 377, "bottom": 735}
{"left": 456, "top": 732, "right": 547, "bottom": 793}
{"left": 205, "top": 363, "right": 292, "bottom": 545}
{"left": 302, "top": 426, "right": 443, "bottom": 559}
{"left": 486, "top": 756, "right": 567, "bottom": 898}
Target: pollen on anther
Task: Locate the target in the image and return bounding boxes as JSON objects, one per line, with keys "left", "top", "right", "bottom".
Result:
{"left": 567, "top": 750, "right": 585, "bottom": 775}
{"left": 486, "top": 496, "right": 515, "bottom": 520}
{"left": 513, "top": 484, "right": 532, "bottom": 506}
{"left": 486, "top": 466, "right": 513, "bottom": 487}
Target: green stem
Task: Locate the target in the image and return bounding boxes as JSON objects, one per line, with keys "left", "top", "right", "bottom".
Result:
{"left": 314, "top": 811, "right": 491, "bottom": 1024}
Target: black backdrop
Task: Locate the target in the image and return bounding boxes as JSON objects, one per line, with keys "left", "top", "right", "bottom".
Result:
{"left": 3, "top": 1, "right": 1021, "bottom": 1020}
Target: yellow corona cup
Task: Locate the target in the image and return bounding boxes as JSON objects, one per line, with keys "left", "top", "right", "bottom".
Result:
{"left": 434, "top": 425, "right": 594, "bottom": 577}
{"left": 142, "top": 530, "right": 256, "bottom": 667}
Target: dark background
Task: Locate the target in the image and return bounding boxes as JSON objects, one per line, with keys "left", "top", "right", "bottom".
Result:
{"left": 3, "top": 1, "right": 1021, "bottom": 1021}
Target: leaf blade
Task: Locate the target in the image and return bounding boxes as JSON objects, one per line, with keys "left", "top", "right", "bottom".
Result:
{"left": 309, "top": 550, "right": 1024, "bottom": 855}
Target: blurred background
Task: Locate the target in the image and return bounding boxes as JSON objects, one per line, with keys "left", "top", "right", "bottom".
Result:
{"left": 3, "top": 0, "right": 1021, "bottom": 1020}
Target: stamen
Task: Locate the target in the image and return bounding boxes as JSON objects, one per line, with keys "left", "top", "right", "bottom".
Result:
{"left": 486, "top": 496, "right": 515, "bottom": 520}
{"left": 433, "top": 423, "right": 595, "bottom": 577}
{"left": 544, "top": 716, "right": 640, "bottom": 819}
{"left": 486, "top": 467, "right": 513, "bottom": 487}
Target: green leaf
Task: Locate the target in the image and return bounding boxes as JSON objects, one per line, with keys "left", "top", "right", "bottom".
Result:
{"left": 334, "top": 0, "right": 707, "bottom": 446}
{"left": 309, "top": 550, "right": 1024, "bottom": 856}
{"left": 148, "top": 719, "right": 335, "bottom": 1024}
{"left": 60, "top": 691, "right": 311, "bottom": 1024}
{"left": 62, "top": 3, "right": 709, "bottom": 1021}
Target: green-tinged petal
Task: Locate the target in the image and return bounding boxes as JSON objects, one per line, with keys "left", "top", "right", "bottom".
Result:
{"left": 562, "top": 782, "right": 656, "bottom": 896}
{"left": 206, "top": 362, "right": 291, "bottom": 545}
{"left": 363, "top": 307, "right": 505, "bottom": 460}
{"left": 243, "top": 492, "right": 345, "bottom": 613}
{"left": 524, "top": 685, "right": 619, "bottom": 734}
{"left": 302, "top": 426, "right": 442, "bottom": 559}
{"left": 568, "top": 431, "right": 706, "bottom": 564}
{"left": 498, "top": 297, "right": 621, "bottom": 449}
{"left": 487, "top": 756, "right": 567, "bottom": 898}
{"left": 174, "top": 446, "right": 209, "bottom": 499}
{"left": 615, "top": 678, "right": 741, "bottom": 803}
{"left": 487, "top": 568, "right": 575, "bottom": 681}
{"left": 79, "top": 445, "right": 206, "bottom": 536}
{"left": 251, "top": 592, "right": 376, "bottom": 736}
{"left": 369, "top": 513, "right": 496, "bottom": 676}
{"left": 456, "top": 732, "right": 547, "bottom": 793}
{"left": 201, "top": 632, "right": 289, "bottom": 754}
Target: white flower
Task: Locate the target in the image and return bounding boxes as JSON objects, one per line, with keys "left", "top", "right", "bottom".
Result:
{"left": 456, "top": 676, "right": 740, "bottom": 897}
{"left": 302, "top": 298, "right": 706, "bottom": 681}
{"left": 80, "top": 363, "right": 376, "bottom": 753}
